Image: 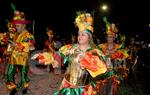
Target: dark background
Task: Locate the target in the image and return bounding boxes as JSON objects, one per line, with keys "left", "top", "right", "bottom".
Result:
{"left": 0, "top": 0, "right": 150, "bottom": 48}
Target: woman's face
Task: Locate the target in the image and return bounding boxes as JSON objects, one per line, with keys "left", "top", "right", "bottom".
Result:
{"left": 78, "top": 31, "right": 90, "bottom": 45}
{"left": 107, "top": 34, "right": 115, "bottom": 43}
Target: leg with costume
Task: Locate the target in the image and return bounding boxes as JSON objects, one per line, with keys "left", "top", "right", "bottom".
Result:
{"left": 7, "top": 64, "right": 17, "bottom": 90}
{"left": 7, "top": 64, "right": 30, "bottom": 94}
{"left": 17, "top": 65, "right": 29, "bottom": 89}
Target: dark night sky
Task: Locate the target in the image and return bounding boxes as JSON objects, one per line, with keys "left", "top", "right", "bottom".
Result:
{"left": 0, "top": 0, "right": 150, "bottom": 46}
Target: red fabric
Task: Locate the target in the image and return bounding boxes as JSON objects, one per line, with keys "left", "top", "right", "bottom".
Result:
{"left": 0, "top": 47, "right": 6, "bottom": 52}
{"left": 16, "top": 43, "right": 25, "bottom": 51}
{"left": 82, "top": 85, "right": 95, "bottom": 95}
{"left": 53, "top": 52, "right": 63, "bottom": 66}
{"left": 111, "top": 51, "right": 124, "bottom": 59}
{"left": 62, "top": 78, "right": 77, "bottom": 88}
{"left": 80, "top": 53, "right": 101, "bottom": 72}
{"left": 82, "top": 86, "right": 89, "bottom": 95}
{"left": 38, "top": 54, "right": 45, "bottom": 64}
{"left": 112, "top": 76, "right": 119, "bottom": 95}
{"left": 11, "top": 20, "right": 30, "bottom": 24}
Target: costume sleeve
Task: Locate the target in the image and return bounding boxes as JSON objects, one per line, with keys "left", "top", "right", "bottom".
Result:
{"left": 57, "top": 44, "right": 73, "bottom": 66}
{"left": 80, "top": 49, "right": 107, "bottom": 78}
{"left": 112, "top": 44, "right": 129, "bottom": 60}
{"left": 32, "top": 44, "right": 72, "bottom": 66}
{"left": 59, "top": 44, "right": 72, "bottom": 56}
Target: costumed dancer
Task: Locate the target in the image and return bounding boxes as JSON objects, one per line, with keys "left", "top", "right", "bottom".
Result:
{"left": 0, "top": 33, "right": 8, "bottom": 76}
{"left": 0, "top": 25, "right": 11, "bottom": 76}
{"left": 32, "top": 11, "right": 107, "bottom": 95}
{"left": 43, "top": 27, "right": 56, "bottom": 72}
{"left": 0, "top": 22, "right": 15, "bottom": 77}
{"left": 6, "top": 10, "right": 35, "bottom": 94}
{"left": 96, "top": 17, "right": 129, "bottom": 95}
{"left": 1, "top": 21, "right": 17, "bottom": 80}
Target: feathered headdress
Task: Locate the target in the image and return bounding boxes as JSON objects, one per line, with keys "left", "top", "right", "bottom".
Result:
{"left": 75, "top": 11, "right": 94, "bottom": 34}
{"left": 103, "top": 16, "right": 118, "bottom": 35}
{"left": 10, "top": 3, "right": 30, "bottom": 24}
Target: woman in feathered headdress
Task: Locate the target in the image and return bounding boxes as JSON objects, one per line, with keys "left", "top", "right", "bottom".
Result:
{"left": 52, "top": 11, "right": 108, "bottom": 95}
{"left": 96, "top": 17, "right": 129, "bottom": 95}
{"left": 32, "top": 11, "right": 107, "bottom": 95}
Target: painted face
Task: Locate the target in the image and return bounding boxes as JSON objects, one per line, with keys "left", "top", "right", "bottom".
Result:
{"left": 78, "top": 31, "right": 90, "bottom": 45}
{"left": 15, "top": 24, "right": 25, "bottom": 33}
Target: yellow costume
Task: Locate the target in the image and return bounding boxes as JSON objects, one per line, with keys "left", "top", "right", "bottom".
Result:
{"left": 7, "top": 11, "right": 35, "bottom": 91}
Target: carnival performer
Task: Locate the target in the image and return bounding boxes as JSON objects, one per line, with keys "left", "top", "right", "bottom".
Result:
{"left": 96, "top": 17, "right": 129, "bottom": 95}
{"left": 6, "top": 10, "right": 35, "bottom": 94}
{"left": 43, "top": 27, "right": 56, "bottom": 72}
{"left": 0, "top": 21, "right": 17, "bottom": 80}
{"left": 127, "top": 37, "right": 140, "bottom": 72}
{"left": 32, "top": 12, "right": 107, "bottom": 95}
{"left": 0, "top": 33, "right": 8, "bottom": 76}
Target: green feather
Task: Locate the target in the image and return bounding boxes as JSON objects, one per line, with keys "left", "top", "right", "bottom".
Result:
{"left": 103, "top": 16, "right": 110, "bottom": 25}
{"left": 10, "top": 2, "right": 16, "bottom": 11}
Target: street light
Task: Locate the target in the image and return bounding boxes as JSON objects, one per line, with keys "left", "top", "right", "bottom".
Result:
{"left": 99, "top": 4, "right": 109, "bottom": 19}
{"left": 101, "top": 4, "right": 108, "bottom": 11}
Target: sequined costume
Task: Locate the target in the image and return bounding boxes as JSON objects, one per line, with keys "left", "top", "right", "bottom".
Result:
{"left": 96, "top": 42, "right": 128, "bottom": 95}
{"left": 32, "top": 11, "right": 107, "bottom": 95}
{"left": 6, "top": 10, "right": 35, "bottom": 91}
{"left": 96, "top": 17, "right": 129, "bottom": 95}
{"left": 7, "top": 30, "right": 35, "bottom": 90}
{"left": 53, "top": 44, "right": 107, "bottom": 95}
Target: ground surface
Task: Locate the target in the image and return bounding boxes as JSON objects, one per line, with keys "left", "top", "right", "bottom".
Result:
{"left": 0, "top": 65, "right": 147, "bottom": 95}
